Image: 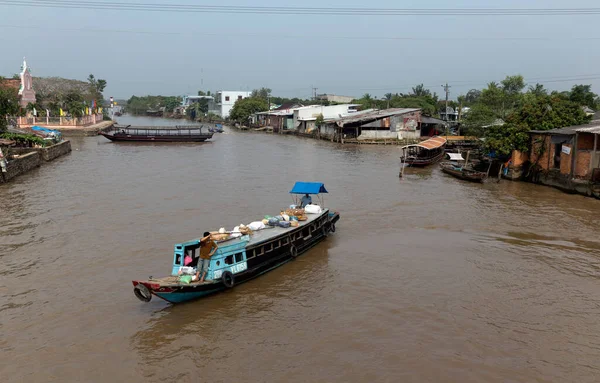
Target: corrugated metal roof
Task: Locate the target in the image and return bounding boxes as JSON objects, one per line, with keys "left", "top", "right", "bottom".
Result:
{"left": 401, "top": 136, "right": 447, "bottom": 150}
{"left": 335, "top": 108, "right": 420, "bottom": 126}
{"left": 421, "top": 116, "right": 446, "bottom": 125}
{"left": 530, "top": 121, "right": 600, "bottom": 135}
{"left": 574, "top": 125, "right": 600, "bottom": 134}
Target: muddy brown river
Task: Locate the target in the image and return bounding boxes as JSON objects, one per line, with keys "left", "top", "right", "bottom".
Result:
{"left": 1, "top": 116, "right": 600, "bottom": 382}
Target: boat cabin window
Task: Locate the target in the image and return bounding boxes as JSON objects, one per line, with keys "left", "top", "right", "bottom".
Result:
{"left": 225, "top": 255, "right": 234, "bottom": 265}
{"left": 274, "top": 240, "right": 281, "bottom": 249}
{"left": 265, "top": 243, "right": 273, "bottom": 253}
{"left": 282, "top": 237, "right": 289, "bottom": 245}
{"left": 235, "top": 253, "right": 244, "bottom": 263}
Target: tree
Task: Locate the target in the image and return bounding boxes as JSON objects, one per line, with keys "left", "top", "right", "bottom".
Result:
{"left": 87, "top": 74, "right": 107, "bottom": 103}
{"left": 528, "top": 83, "right": 547, "bottom": 97}
{"left": 461, "top": 104, "right": 497, "bottom": 136}
{"left": 569, "top": 84, "right": 597, "bottom": 108}
{"left": 0, "top": 86, "right": 20, "bottom": 132}
{"left": 411, "top": 84, "right": 432, "bottom": 97}
{"left": 484, "top": 94, "right": 590, "bottom": 155}
{"left": 229, "top": 97, "right": 268, "bottom": 123}
{"left": 464, "top": 89, "right": 482, "bottom": 105}
{"left": 250, "top": 87, "right": 271, "bottom": 101}
{"left": 384, "top": 93, "right": 393, "bottom": 109}
{"left": 315, "top": 113, "right": 324, "bottom": 127}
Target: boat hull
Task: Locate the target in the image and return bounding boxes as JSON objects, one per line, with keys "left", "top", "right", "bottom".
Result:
{"left": 99, "top": 132, "right": 212, "bottom": 142}
{"left": 133, "top": 212, "right": 340, "bottom": 304}
{"left": 440, "top": 163, "right": 487, "bottom": 182}
{"left": 402, "top": 150, "right": 446, "bottom": 167}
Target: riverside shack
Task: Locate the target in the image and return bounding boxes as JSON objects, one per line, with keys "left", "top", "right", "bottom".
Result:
{"left": 525, "top": 122, "right": 600, "bottom": 196}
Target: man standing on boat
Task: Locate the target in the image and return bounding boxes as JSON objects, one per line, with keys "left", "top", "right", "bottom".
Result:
{"left": 301, "top": 193, "right": 312, "bottom": 208}
{"left": 195, "top": 232, "right": 218, "bottom": 283}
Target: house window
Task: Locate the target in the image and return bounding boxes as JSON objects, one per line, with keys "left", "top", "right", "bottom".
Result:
{"left": 238, "top": 95, "right": 243, "bottom": 100}
{"left": 225, "top": 96, "right": 230, "bottom": 101}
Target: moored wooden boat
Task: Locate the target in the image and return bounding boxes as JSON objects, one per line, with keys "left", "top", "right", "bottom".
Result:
{"left": 99, "top": 125, "right": 213, "bottom": 142}
{"left": 400, "top": 136, "right": 447, "bottom": 167}
{"left": 132, "top": 182, "right": 340, "bottom": 304}
{"left": 439, "top": 161, "right": 487, "bottom": 183}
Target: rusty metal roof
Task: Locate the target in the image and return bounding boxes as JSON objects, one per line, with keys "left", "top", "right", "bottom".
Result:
{"left": 335, "top": 108, "right": 420, "bottom": 127}
{"left": 401, "top": 136, "right": 447, "bottom": 150}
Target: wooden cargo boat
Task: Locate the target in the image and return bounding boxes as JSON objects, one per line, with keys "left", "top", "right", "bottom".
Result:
{"left": 99, "top": 125, "right": 213, "bottom": 142}
{"left": 132, "top": 182, "right": 340, "bottom": 304}
{"left": 400, "top": 136, "right": 447, "bottom": 167}
{"left": 439, "top": 152, "right": 487, "bottom": 183}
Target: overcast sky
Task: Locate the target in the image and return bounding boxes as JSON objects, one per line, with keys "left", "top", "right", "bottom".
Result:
{"left": 1, "top": 0, "right": 599, "bottom": 100}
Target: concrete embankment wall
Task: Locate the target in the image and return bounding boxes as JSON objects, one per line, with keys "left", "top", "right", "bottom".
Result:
{"left": 0, "top": 141, "right": 72, "bottom": 184}
{"left": 0, "top": 151, "right": 41, "bottom": 184}
{"left": 11, "top": 140, "right": 72, "bottom": 161}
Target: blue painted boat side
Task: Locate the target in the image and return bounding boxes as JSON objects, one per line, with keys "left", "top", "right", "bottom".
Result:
{"left": 155, "top": 288, "right": 224, "bottom": 303}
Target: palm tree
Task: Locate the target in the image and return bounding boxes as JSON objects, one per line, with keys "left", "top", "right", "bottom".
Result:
{"left": 384, "top": 93, "right": 393, "bottom": 109}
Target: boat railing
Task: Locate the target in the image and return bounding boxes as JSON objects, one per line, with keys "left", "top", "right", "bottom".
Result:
{"left": 111, "top": 125, "right": 211, "bottom": 136}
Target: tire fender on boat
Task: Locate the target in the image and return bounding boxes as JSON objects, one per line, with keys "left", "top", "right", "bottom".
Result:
{"left": 134, "top": 283, "right": 152, "bottom": 302}
{"left": 322, "top": 225, "right": 329, "bottom": 237}
{"left": 222, "top": 271, "right": 235, "bottom": 288}
{"left": 290, "top": 244, "right": 298, "bottom": 259}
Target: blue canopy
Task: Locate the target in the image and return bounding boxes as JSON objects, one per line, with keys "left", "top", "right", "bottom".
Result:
{"left": 31, "top": 126, "right": 62, "bottom": 138}
{"left": 290, "top": 182, "right": 328, "bottom": 195}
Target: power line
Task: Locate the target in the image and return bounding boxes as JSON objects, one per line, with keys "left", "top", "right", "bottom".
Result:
{"left": 2, "top": 24, "right": 600, "bottom": 41}
{"left": 1, "top": 1, "right": 600, "bottom": 16}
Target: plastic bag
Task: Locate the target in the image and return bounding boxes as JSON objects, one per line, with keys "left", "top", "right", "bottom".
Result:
{"left": 179, "top": 275, "right": 193, "bottom": 284}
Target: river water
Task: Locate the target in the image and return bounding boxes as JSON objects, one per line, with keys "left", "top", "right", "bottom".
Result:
{"left": 2, "top": 116, "right": 600, "bottom": 382}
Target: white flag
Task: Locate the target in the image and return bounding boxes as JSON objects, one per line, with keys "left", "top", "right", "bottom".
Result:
{"left": 33, "top": 108, "right": 37, "bottom": 116}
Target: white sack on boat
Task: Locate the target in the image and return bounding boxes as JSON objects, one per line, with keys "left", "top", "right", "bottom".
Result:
{"left": 247, "top": 221, "right": 266, "bottom": 231}
{"left": 304, "top": 205, "right": 322, "bottom": 214}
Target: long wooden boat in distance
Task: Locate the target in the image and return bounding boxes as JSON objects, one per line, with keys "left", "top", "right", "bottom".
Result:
{"left": 400, "top": 136, "right": 447, "bottom": 167}
{"left": 99, "top": 125, "right": 214, "bottom": 142}
{"left": 132, "top": 182, "right": 340, "bottom": 304}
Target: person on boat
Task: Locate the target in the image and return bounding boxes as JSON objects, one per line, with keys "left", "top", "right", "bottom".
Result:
{"left": 300, "top": 193, "right": 312, "bottom": 208}
{"left": 194, "top": 232, "right": 218, "bottom": 283}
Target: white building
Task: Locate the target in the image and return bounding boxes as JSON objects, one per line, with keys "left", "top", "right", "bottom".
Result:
{"left": 215, "top": 91, "right": 252, "bottom": 118}
{"left": 294, "top": 104, "right": 362, "bottom": 133}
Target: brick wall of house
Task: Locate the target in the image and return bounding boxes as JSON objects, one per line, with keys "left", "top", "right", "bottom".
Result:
{"left": 530, "top": 135, "right": 552, "bottom": 170}
{"left": 577, "top": 133, "right": 595, "bottom": 150}
{"left": 560, "top": 144, "right": 572, "bottom": 175}
{"left": 575, "top": 151, "right": 592, "bottom": 178}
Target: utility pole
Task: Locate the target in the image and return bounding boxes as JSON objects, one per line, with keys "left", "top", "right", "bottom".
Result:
{"left": 441, "top": 83, "right": 451, "bottom": 121}
{"left": 312, "top": 87, "right": 318, "bottom": 101}
{"left": 442, "top": 83, "right": 451, "bottom": 138}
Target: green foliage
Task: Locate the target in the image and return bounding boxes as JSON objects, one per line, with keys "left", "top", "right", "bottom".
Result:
{"left": 0, "top": 86, "right": 20, "bottom": 132}
{"left": 483, "top": 94, "right": 591, "bottom": 155}
{"left": 229, "top": 97, "right": 268, "bottom": 123}
{"left": 568, "top": 84, "right": 597, "bottom": 108}
{"left": 87, "top": 74, "right": 107, "bottom": 103}
{"left": 462, "top": 104, "right": 497, "bottom": 135}
{"left": 315, "top": 113, "right": 324, "bottom": 127}
{"left": 0, "top": 132, "right": 48, "bottom": 147}
{"left": 126, "top": 95, "right": 182, "bottom": 114}
{"left": 251, "top": 88, "right": 272, "bottom": 101}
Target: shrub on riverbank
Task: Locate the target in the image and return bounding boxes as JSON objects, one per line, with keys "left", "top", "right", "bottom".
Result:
{"left": 0, "top": 133, "right": 48, "bottom": 147}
